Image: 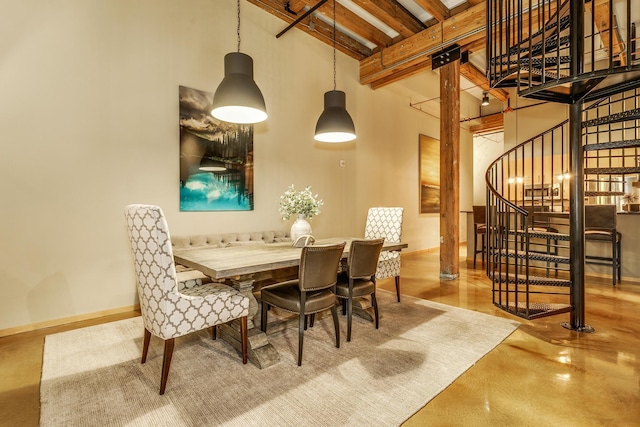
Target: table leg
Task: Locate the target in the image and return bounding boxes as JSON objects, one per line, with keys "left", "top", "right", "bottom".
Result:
{"left": 351, "top": 297, "right": 375, "bottom": 322}
{"left": 218, "top": 275, "right": 280, "bottom": 369}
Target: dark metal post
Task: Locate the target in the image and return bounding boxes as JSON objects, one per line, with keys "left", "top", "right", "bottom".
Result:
{"left": 563, "top": 101, "right": 594, "bottom": 333}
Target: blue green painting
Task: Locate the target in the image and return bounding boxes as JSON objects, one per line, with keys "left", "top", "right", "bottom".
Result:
{"left": 179, "top": 86, "right": 254, "bottom": 211}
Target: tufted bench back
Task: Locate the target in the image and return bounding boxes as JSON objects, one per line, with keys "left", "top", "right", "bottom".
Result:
{"left": 171, "top": 231, "right": 290, "bottom": 251}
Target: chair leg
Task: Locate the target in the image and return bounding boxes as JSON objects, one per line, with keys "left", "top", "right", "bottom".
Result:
{"left": 395, "top": 276, "right": 401, "bottom": 303}
{"left": 309, "top": 313, "right": 315, "bottom": 328}
{"left": 612, "top": 236, "right": 617, "bottom": 286}
{"left": 261, "top": 302, "right": 268, "bottom": 333}
{"left": 341, "top": 299, "right": 347, "bottom": 315}
{"left": 330, "top": 304, "right": 340, "bottom": 349}
{"left": 141, "top": 328, "right": 151, "bottom": 364}
{"left": 371, "top": 292, "right": 379, "bottom": 330}
{"left": 473, "top": 230, "right": 478, "bottom": 267}
{"left": 481, "top": 234, "right": 485, "bottom": 265}
{"left": 297, "top": 313, "right": 305, "bottom": 366}
{"left": 617, "top": 239, "right": 622, "bottom": 284}
{"left": 240, "top": 316, "right": 248, "bottom": 364}
{"left": 159, "top": 338, "right": 175, "bottom": 395}
{"left": 211, "top": 325, "right": 217, "bottom": 340}
{"left": 346, "top": 296, "right": 353, "bottom": 342}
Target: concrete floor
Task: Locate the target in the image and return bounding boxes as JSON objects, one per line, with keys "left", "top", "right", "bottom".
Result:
{"left": 2, "top": 249, "right": 639, "bottom": 426}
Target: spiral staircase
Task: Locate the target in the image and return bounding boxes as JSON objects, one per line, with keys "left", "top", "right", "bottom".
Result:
{"left": 484, "top": 0, "right": 640, "bottom": 328}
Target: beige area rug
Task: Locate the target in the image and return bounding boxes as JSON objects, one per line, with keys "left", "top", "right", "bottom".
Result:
{"left": 40, "top": 290, "right": 519, "bottom": 426}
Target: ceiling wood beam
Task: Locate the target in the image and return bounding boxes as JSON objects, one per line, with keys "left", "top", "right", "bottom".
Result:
{"left": 286, "top": 0, "right": 307, "bottom": 14}
{"left": 469, "top": 112, "right": 504, "bottom": 135}
{"left": 412, "top": 0, "right": 450, "bottom": 22}
{"left": 308, "top": 14, "right": 372, "bottom": 58}
{"left": 368, "top": 39, "right": 485, "bottom": 90}
{"left": 360, "top": 3, "right": 485, "bottom": 85}
{"left": 312, "top": 1, "right": 394, "bottom": 48}
{"left": 247, "top": 0, "right": 371, "bottom": 59}
{"left": 370, "top": 57, "right": 432, "bottom": 89}
{"left": 349, "top": 0, "right": 426, "bottom": 38}
{"left": 460, "top": 62, "right": 510, "bottom": 102}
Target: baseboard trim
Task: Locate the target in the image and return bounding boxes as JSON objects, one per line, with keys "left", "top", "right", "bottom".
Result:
{"left": 0, "top": 304, "right": 140, "bottom": 338}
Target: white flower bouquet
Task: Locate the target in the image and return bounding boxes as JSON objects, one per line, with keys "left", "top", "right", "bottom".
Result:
{"left": 279, "top": 185, "right": 323, "bottom": 220}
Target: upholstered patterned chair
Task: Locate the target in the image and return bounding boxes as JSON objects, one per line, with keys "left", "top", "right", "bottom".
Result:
{"left": 364, "top": 207, "right": 404, "bottom": 302}
{"left": 124, "top": 204, "right": 249, "bottom": 394}
{"left": 260, "top": 242, "right": 345, "bottom": 366}
{"left": 335, "top": 238, "right": 384, "bottom": 342}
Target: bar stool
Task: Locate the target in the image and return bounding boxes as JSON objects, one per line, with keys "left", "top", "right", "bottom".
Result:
{"left": 585, "top": 205, "right": 621, "bottom": 286}
{"left": 473, "top": 205, "right": 486, "bottom": 268}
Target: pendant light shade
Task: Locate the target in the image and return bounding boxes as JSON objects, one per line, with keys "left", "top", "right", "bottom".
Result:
{"left": 211, "top": 52, "right": 267, "bottom": 124}
{"left": 481, "top": 92, "right": 490, "bottom": 106}
{"left": 314, "top": 0, "right": 355, "bottom": 143}
{"left": 314, "top": 90, "right": 356, "bottom": 143}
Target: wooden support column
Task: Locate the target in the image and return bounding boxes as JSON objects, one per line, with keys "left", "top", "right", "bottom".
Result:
{"left": 439, "top": 60, "right": 460, "bottom": 279}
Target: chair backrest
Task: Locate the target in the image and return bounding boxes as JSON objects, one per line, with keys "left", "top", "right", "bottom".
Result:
{"left": 473, "top": 205, "right": 486, "bottom": 224}
{"left": 522, "top": 205, "right": 551, "bottom": 228}
{"left": 364, "top": 207, "right": 403, "bottom": 242}
{"left": 124, "top": 204, "right": 178, "bottom": 335}
{"left": 298, "top": 242, "right": 346, "bottom": 292}
{"left": 585, "top": 205, "right": 616, "bottom": 230}
{"left": 348, "top": 239, "right": 385, "bottom": 279}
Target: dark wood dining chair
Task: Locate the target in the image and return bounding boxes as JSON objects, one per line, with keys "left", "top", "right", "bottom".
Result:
{"left": 585, "top": 205, "right": 621, "bottom": 285}
{"left": 260, "top": 242, "right": 345, "bottom": 366}
{"left": 335, "top": 238, "right": 384, "bottom": 342}
{"left": 472, "top": 206, "right": 487, "bottom": 267}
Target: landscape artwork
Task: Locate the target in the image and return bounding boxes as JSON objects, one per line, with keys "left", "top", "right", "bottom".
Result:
{"left": 179, "top": 85, "right": 254, "bottom": 211}
{"left": 419, "top": 134, "right": 440, "bottom": 214}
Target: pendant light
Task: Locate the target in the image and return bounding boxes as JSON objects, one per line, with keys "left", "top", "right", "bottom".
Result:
{"left": 314, "top": 0, "right": 356, "bottom": 143}
{"left": 211, "top": 0, "right": 267, "bottom": 124}
{"left": 481, "top": 92, "right": 490, "bottom": 106}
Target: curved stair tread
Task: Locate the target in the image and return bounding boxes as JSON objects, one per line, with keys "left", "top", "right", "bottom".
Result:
{"left": 510, "top": 229, "right": 570, "bottom": 241}
{"left": 490, "top": 272, "right": 571, "bottom": 287}
{"left": 494, "top": 302, "right": 572, "bottom": 320}
{"left": 582, "top": 108, "right": 640, "bottom": 127}
{"left": 495, "top": 249, "right": 570, "bottom": 263}
{"left": 585, "top": 166, "right": 640, "bottom": 175}
{"left": 583, "top": 138, "right": 640, "bottom": 151}
{"left": 584, "top": 191, "right": 625, "bottom": 197}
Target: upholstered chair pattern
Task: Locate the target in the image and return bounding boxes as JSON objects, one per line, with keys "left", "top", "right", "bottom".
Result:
{"left": 124, "top": 204, "right": 249, "bottom": 394}
{"left": 260, "top": 242, "right": 345, "bottom": 366}
{"left": 364, "top": 207, "right": 404, "bottom": 302}
{"left": 335, "top": 238, "right": 384, "bottom": 342}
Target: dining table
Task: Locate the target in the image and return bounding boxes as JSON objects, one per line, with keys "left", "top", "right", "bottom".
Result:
{"left": 173, "top": 237, "right": 408, "bottom": 368}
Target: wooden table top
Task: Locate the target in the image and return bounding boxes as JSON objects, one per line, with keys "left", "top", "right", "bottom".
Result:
{"left": 173, "top": 237, "right": 407, "bottom": 279}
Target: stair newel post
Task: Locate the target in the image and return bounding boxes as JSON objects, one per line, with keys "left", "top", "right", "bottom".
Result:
{"left": 564, "top": 101, "right": 594, "bottom": 333}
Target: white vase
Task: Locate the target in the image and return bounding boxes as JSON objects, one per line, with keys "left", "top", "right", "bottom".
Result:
{"left": 290, "top": 214, "right": 312, "bottom": 240}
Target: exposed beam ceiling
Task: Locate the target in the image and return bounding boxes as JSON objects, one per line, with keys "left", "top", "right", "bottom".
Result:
{"left": 247, "top": 1, "right": 634, "bottom": 105}
{"left": 249, "top": 0, "right": 495, "bottom": 103}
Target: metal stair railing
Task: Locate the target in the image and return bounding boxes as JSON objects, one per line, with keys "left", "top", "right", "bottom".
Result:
{"left": 487, "top": 0, "right": 640, "bottom": 103}
{"left": 486, "top": 121, "right": 572, "bottom": 320}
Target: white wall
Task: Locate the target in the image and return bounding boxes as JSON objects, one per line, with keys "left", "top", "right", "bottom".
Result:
{"left": 0, "top": 0, "right": 473, "bottom": 331}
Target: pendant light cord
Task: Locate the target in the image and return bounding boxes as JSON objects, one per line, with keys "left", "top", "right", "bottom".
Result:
{"left": 237, "top": 0, "right": 241, "bottom": 52}
{"left": 333, "top": 0, "right": 336, "bottom": 90}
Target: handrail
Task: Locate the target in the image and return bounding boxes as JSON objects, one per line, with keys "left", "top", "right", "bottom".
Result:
{"left": 484, "top": 118, "right": 569, "bottom": 216}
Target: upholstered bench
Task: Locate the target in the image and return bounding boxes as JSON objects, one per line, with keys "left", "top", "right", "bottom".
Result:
{"left": 171, "top": 231, "right": 292, "bottom": 289}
